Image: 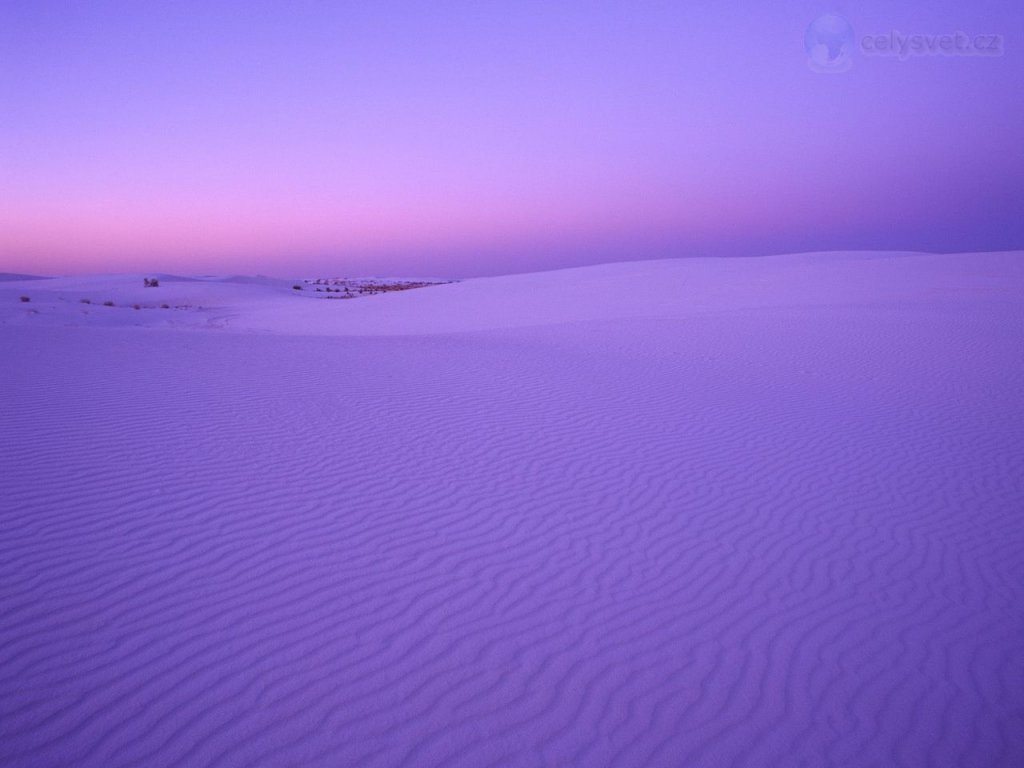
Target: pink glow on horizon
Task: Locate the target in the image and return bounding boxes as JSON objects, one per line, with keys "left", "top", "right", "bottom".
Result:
{"left": 1, "top": 2, "right": 1021, "bottom": 276}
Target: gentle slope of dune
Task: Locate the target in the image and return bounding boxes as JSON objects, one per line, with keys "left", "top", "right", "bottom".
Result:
{"left": 1, "top": 252, "right": 1022, "bottom": 767}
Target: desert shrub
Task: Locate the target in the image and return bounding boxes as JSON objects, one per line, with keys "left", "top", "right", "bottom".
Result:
{"left": 19, "top": 295, "right": 30, "bottom": 302}
{"left": 160, "top": 303, "right": 170, "bottom": 309}
{"left": 143, "top": 277, "right": 160, "bottom": 287}
{"left": 292, "top": 284, "right": 303, "bottom": 290}
{"left": 132, "top": 304, "right": 141, "bottom": 310}
{"left": 103, "top": 300, "right": 114, "bottom": 307}
{"left": 80, "top": 298, "right": 91, "bottom": 304}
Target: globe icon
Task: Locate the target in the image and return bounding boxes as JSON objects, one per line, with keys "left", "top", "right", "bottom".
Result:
{"left": 805, "top": 14, "right": 855, "bottom": 73}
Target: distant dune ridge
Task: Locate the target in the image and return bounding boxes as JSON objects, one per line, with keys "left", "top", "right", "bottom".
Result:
{"left": 0, "top": 273, "right": 50, "bottom": 282}
{"left": 1, "top": 251, "right": 1022, "bottom": 767}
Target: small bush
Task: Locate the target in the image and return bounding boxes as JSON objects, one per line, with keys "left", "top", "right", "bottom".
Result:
{"left": 160, "top": 303, "right": 170, "bottom": 309}
{"left": 132, "top": 304, "right": 141, "bottom": 310}
{"left": 292, "top": 284, "right": 303, "bottom": 290}
{"left": 80, "top": 298, "right": 92, "bottom": 304}
{"left": 143, "top": 277, "right": 159, "bottom": 287}
{"left": 19, "top": 295, "right": 30, "bottom": 302}
{"left": 103, "top": 300, "right": 114, "bottom": 307}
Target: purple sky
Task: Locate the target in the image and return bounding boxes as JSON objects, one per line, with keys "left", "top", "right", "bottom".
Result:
{"left": 1, "top": 1, "right": 1022, "bottom": 277}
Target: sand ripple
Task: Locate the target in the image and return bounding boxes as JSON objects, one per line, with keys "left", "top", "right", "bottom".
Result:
{"left": 1, "top": 301, "right": 1022, "bottom": 766}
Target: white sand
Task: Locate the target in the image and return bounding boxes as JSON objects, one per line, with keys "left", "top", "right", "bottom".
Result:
{"left": 1, "top": 251, "right": 1022, "bottom": 767}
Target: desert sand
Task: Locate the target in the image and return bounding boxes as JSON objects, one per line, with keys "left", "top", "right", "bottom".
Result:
{"left": 1, "top": 251, "right": 1022, "bottom": 766}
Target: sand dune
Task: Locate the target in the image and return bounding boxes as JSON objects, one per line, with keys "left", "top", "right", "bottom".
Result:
{"left": 1, "top": 252, "right": 1022, "bottom": 766}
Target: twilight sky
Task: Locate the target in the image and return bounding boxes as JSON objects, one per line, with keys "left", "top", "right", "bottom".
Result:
{"left": 1, "top": 1, "right": 1022, "bottom": 277}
